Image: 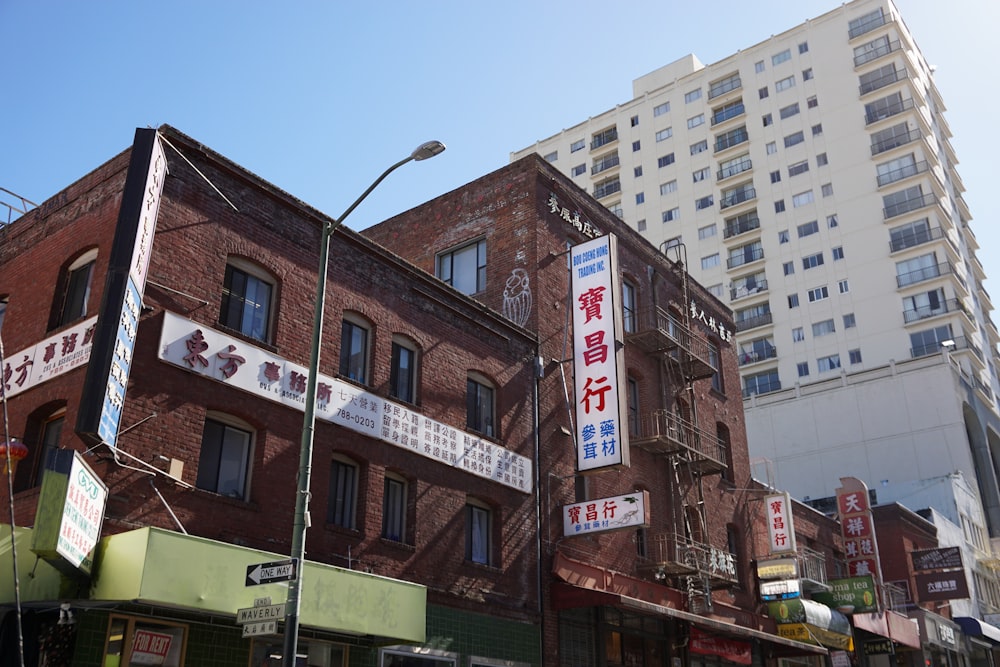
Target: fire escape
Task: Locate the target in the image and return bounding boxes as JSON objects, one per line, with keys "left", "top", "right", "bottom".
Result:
{"left": 0, "top": 187, "right": 38, "bottom": 227}
{"left": 629, "top": 243, "right": 734, "bottom": 612}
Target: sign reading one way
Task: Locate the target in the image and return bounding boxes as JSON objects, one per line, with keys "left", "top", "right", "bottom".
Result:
{"left": 245, "top": 558, "right": 298, "bottom": 586}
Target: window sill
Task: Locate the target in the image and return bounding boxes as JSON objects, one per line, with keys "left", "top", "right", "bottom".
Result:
{"left": 378, "top": 537, "right": 416, "bottom": 553}
{"left": 463, "top": 559, "right": 501, "bottom": 573}
{"left": 215, "top": 323, "right": 279, "bottom": 354}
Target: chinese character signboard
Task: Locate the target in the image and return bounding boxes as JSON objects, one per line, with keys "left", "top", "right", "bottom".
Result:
{"left": 30, "top": 450, "right": 108, "bottom": 575}
{"left": 158, "top": 312, "right": 532, "bottom": 493}
{"left": 911, "top": 547, "right": 963, "bottom": 572}
{"left": 764, "top": 492, "right": 797, "bottom": 555}
{"left": 836, "top": 477, "right": 883, "bottom": 587}
{"left": 915, "top": 571, "right": 970, "bottom": 602}
{"left": 570, "top": 235, "right": 629, "bottom": 473}
{"left": 77, "top": 128, "right": 167, "bottom": 449}
{"left": 813, "top": 575, "right": 879, "bottom": 614}
{"left": 563, "top": 491, "right": 649, "bottom": 537}
{"left": 1, "top": 316, "right": 97, "bottom": 399}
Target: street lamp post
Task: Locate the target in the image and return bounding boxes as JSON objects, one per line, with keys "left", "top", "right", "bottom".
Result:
{"left": 282, "top": 140, "right": 445, "bottom": 666}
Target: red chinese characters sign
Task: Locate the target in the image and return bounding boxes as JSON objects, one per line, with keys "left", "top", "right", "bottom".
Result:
{"left": 837, "top": 477, "right": 883, "bottom": 584}
{"left": 570, "top": 235, "right": 629, "bottom": 472}
{"left": 764, "top": 492, "right": 797, "bottom": 555}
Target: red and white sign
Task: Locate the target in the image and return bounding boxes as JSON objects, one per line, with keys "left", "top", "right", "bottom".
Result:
{"left": 689, "top": 627, "right": 751, "bottom": 665}
{"left": 764, "top": 492, "right": 797, "bottom": 555}
{"left": 130, "top": 629, "right": 173, "bottom": 665}
{"left": 570, "top": 235, "right": 629, "bottom": 472}
{"left": 836, "top": 477, "right": 883, "bottom": 584}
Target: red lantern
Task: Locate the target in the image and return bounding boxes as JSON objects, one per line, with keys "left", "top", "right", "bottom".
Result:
{"left": 0, "top": 439, "right": 28, "bottom": 475}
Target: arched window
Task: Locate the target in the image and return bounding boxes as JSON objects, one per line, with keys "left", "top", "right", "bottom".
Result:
{"left": 219, "top": 257, "right": 275, "bottom": 343}
{"left": 55, "top": 249, "right": 98, "bottom": 328}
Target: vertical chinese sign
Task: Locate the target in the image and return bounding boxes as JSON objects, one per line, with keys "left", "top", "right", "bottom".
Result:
{"left": 764, "top": 492, "right": 797, "bottom": 555}
{"left": 836, "top": 477, "right": 883, "bottom": 585}
{"left": 570, "top": 234, "right": 629, "bottom": 472}
{"left": 76, "top": 128, "right": 167, "bottom": 449}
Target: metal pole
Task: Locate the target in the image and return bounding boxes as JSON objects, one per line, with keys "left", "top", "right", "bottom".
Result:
{"left": 282, "top": 144, "right": 443, "bottom": 665}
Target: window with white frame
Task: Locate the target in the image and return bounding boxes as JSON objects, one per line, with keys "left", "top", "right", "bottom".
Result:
{"left": 690, "top": 139, "right": 708, "bottom": 155}
{"left": 698, "top": 224, "right": 717, "bottom": 240}
{"left": 466, "top": 500, "right": 492, "bottom": 565}
{"left": 660, "top": 180, "right": 678, "bottom": 195}
{"left": 838, "top": 279, "right": 850, "bottom": 293}
{"left": 766, "top": 142, "right": 777, "bottom": 155}
{"left": 544, "top": 151, "right": 558, "bottom": 162}
{"left": 817, "top": 354, "right": 842, "bottom": 373}
{"left": 788, "top": 294, "right": 800, "bottom": 308}
{"left": 797, "top": 221, "right": 819, "bottom": 238}
{"left": 779, "top": 103, "right": 800, "bottom": 119}
{"left": 695, "top": 195, "right": 714, "bottom": 210}
{"left": 808, "top": 286, "right": 829, "bottom": 302}
{"left": 802, "top": 252, "right": 824, "bottom": 270}
{"left": 792, "top": 191, "right": 814, "bottom": 208}
{"left": 812, "top": 319, "right": 836, "bottom": 337}
{"left": 220, "top": 257, "right": 274, "bottom": 342}
{"left": 658, "top": 153, "right": 675, "bottom": 168}
{"left": 437, "top": 239, "right": 486, "bottom": 295}
{"left": 792, "top": 327, "right": 805, "bottom": 342}
{"left": 693, "top": 167, "right": 711, "bottom": 183}
{"left": 701, "top": 253, "right": 721, "bottom": 270}
{"left": 833, "top": 246, "right": 845, "bottom": 260}
{"left": 784, "top": 131, "right": 805, "bottom": 148}
{"left": 340, "top": 316, "right": 370, "bottom": 383}
{"left": 782, "top": 261, "right": 794, "bottom": 275}
{"left": 687, "top": 114, "right": 705, "bottom": 129}
{"left": 328, "top": 456, "right": 358, "bottom": 529}
{"left": 807, "top": 95, "right": 818, "bottom": 108}
{"left": 849, "top": 349, "right": 863, "bottom": 365}
{"left": 797, "top": 362, "right": 809, "bottom": 377}
{"left": 662, "top": 208, "right": 680, "bottom": 223}
{"left": 776, "top": 76, "right": 796, "bottom": 92}
{"left": 571, "top": 139, "right": 585, "bottom": 152}
{"left": 772, "top": 49, "right": 791, "bottom": 66}
{"left": 822, "top": 183, "right": 834, "bottom": 197}
{"left": 196, "top": 415, "right": 252, "bottom": 500}
{"left": 685, "top": 89, "right": 702, "bottom": 103}
{"left": 755, "top": 61, "right": 765, "bottom": 73}
{"left": 789, "top": 160, "right": 810, "bottom": 177}
{"left": 817, "top": 153, "right": 828, "bottom": 166}
{"left": 622, "top": 280, "right": 637, "bottom": 334}
{"left": 654, "top": 101, "right": 670, "bottom": 116}
{"left": 656, "top": 127, "right": 673, "bottom": 142}
{"left": 571, "top": 163, "right": 585, "bottom": 177}
{"left": 843, "top": 313, "right": 857, "bottom": 329}
{"left": 467, "top": 373, "right": 496, "bottom": 437}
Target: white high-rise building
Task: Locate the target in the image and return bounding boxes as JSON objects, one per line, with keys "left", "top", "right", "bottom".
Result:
{"left": 513, "top": 0, "right": 1000, "bottom": 537}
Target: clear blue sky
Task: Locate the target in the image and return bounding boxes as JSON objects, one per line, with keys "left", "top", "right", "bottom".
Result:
{"left": 3, "top": 1, "right": 997, "bottom": 297}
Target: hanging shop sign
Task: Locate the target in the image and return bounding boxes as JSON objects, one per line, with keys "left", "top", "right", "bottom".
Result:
{"left": 563, "top": 491, "right": 649, "bottom": 537}
{"left": 570, "top": 234, "right": 630, "bottom": 472}
{"left": 836, "top": 477, "right": 883, "bottom": 584}
{"left": 812, "top": 575, "right": 878, "bottom": 614}
{"left": 764, "top": 492, "right": 797, "bottom": 555}
{"left": 911, "top": 547, "right": 963, "bottom": 572}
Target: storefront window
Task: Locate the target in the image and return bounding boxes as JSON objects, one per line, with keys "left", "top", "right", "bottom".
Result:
{"left": 379, "top": 645, "right": 457, "bottom": 667}
{"left": 250, "top": 639, "right": 345, "bottom": 666}
{"left": 102, "top": 616, "right": 187, "bottom": 667}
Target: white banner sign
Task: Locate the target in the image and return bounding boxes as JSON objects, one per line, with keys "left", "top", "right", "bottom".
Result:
{"left": 158, "top": 312, "right": 532, "bottom": 493}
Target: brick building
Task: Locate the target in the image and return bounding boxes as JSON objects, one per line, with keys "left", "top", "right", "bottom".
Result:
{"left": 364, "top": 153, "right": 845, "bottom": 665}
{"left": 0, "top": 126, "right": 540, "bottom": 666}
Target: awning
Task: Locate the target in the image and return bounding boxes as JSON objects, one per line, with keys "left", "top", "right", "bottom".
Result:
{"left": 552, "top": 582, "right": 828, "bottom": 656}
{"left": 768, "top": 599, "right": 854, "bottom": 651}
{"left": 956, "top": 617, "right": 1000, "bottom": 645}
{"left": 2, "top": 525, "right": 426, "bottom": 644}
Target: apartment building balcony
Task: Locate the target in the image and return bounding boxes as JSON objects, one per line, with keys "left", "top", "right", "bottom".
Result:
{"left": 711, "top": 101, "right": 745, "bottom": 127}
{"left": 720, "top": 186, "right": 756, "bottom": 211}
{"left": 591, "top": 127, "right": 618, "bottom": 151}
{"left": 631, "top": 410, "right": 727, "bottom": 474}
{"left": 637, "top": 531, "right": 739, "bottom": 587}
{"left": 883, "top": 192, "right": 935, "bottom": 219}
{"left": 737, "top": 341, "right": 777, "bottom": 367}
{"left": 592, "top": 153, "right": 620, "bottom": 176}
{"left": 860, "top": 67, "right": 908, "bottom": 96}
{"left": 911, "top": 334, "right": 969, "bottom": 358}
{"left": 849, "top": 11, "right": 889, "bottom": 40}
{"left": 854, "top": 39, "right": 901, "bottom": 67}
{"left": 902, "top": 298, "right": 968, "bottom": 324}
{"left": 877, "top": 160, "right": 929, "bottom": 187}
{"left": 626, "top": 306, "right": 717, "bottom": 380}
{"left": 864, "top": 97, "right": 913, "bottom": 125}
{"left": 896, "top": 261, "right": 950, "bottom": 288}
{"left": 714, "top": 129, "right": 749, "bottom": 154}
{"left": 735, "top": 311, "right": 773, "bottom": 332}
{"left": 593, "top": 177, "right": 622, "bottom": 200}
{"left": 708, "top": 75, "right": 742, "bottom": 101}
{"left": 871, "top": 128, "right": 921, "bottom": 156}
{"left": 889, "top": 225, "right": 943, "bottom": 253}
{"left": 717, "top": 157, "right": 752, "bottom": 183}
{"left": 730, "top": 278, "right": 768, "bottom": 302}
{"left": 723, "top": 211, "right": 760, "bottom": 239}
{"left": 726, "top": 244, "right": 764, "bottom": 270}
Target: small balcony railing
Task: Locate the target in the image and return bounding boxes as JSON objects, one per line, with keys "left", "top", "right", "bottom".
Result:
{"left": 717, "top": 158, "right": 752, "bottom": 182}
{"left": 631, "top": 410, "right": 728, "bottom": 473}
{"left": 625, "top": 307, "right": 716, "bottom": 380}
{"left": 865, "top": 97, "right": 914, "bottom": 125}
{"left": 742, "top": 376, "right": 781, "bottom": 398}
{"left": 708, "top": 77, "right": 742, "bottom": 100}
{"left": 735, "top": 311, "right": 773, "bottom": 332}
{"left": 724, "top": 213, "right": 760, "bottom": 239}
{"left": 638, "top": 532, "right": 739, "bottom": 586}
{"left": 877, "top": 160, "right": 928, "bottom": 187}
{"left": 727, "top": 245, "right": 764, "bottom": 269}
{"left": 883, "top": 192, "right": 935, "bottom": 219}
{"left": 911, "top": 335, "right": 968, "bottom": 359}
{"left": 714, "top": 131, "right": 749, "bottom": 153}
{"left": 720, "top": 187, "right": 756, "bottom": 210}
{"left": 849, "top": 13, "right": 888, "bottom": 40}
{"left": 730, "top": 278, "right": 768, "bottom": 301}
{"left": 591, "top": 128, "right": 618, "bottom": 151}
{"left": 896, "top": 261, "right": 949, "bottom": 288}
{"left": 737, "top": 342, "right": 777, "bottom": 366}
{"left": 871, "top": 128, "right": 921, "bottom": 156}
{"left": 854, "top": 39, "right": 901, "bottom": 67}
{"left": 860, "top": 68, "right": 908, "bottom": 96}
{"left": 903, "top": 298, "right": 964, "bottom": 324}
{"left": 711, "top": 103, "right": 745, "bottom": 126}
{"left": 594, "top": 179, "right": 622, "bottom": 200}
{"left": 889, "top": 225, "right": 942, "bottom": 253}
{"left": 592, "top": 154, "right": 620, "bottom": 175}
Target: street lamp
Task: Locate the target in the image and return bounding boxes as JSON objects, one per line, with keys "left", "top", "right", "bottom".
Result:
{"left": 283, "top": 140, "right": 445, "bottom": 666}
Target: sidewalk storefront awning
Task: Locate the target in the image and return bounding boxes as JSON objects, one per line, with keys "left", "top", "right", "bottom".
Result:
{"left": 956, "top": 617, "right": 1000, "bottom": 645}
{"left": 853, "top": 610, "right": 921, "bottom": 649}
{"left": 2, "top": 525, "right": 426, "bottom": 644}
{"left": 552, "top": 582, "right": 828, "bottom": 657}
{"left": 768, "top": 599, "right": 854, "bottom": 651}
